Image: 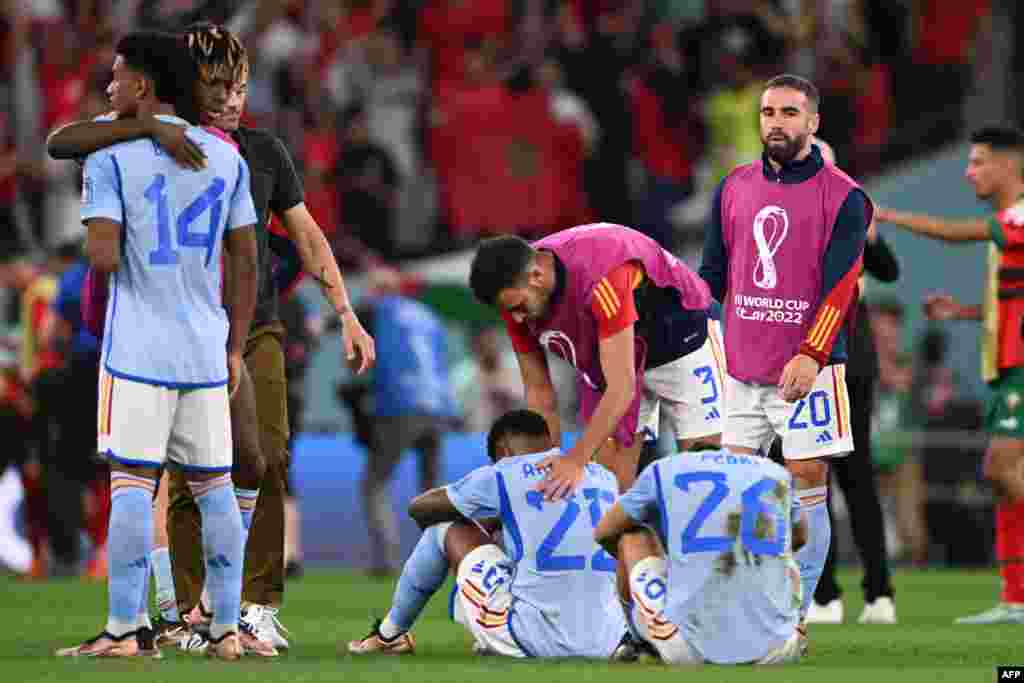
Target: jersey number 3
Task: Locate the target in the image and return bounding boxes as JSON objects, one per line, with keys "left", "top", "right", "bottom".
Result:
{"left": 144, "top": 174, "right": 227, "bottom": 268}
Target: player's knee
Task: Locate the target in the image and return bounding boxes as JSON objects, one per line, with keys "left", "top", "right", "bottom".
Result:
{"left": 455, "top": 542, "right": 510, "bottom": 591}
{"left": 618, "top": 527, "right": 661, "bottom": 566}
{"left": 786, "top": 458, "right": 828, "bottom": 488}
{"left": 444, "top": 521, "right": 493, "bottom": 569}
{"left": 110, "top": 461, "right": 160, "bottom": 481}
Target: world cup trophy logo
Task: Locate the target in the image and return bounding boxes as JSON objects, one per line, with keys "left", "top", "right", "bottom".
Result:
{"left": 752, "top": 205, "right": 789, "bottom": 290}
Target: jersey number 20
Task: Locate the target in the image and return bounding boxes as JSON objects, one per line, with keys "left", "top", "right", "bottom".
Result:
{"left": 144, "top": 174, "right": 227, "bottom": 268}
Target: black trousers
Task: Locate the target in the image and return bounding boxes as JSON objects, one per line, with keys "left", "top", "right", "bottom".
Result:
{"left": 42, "top": 355, "right": 100, "bottom": 566}
{"left": 815, "top": 372, "right": 894, "bottom": 604}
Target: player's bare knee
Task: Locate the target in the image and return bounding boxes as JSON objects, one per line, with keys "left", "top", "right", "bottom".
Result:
{"left": 618, "top": 528, "right": 662, "bottom": 567}
{"left": 786, "top": 458, "right": 828, "bottom": 488}
{"left": 444, "top": 520, "right": 493, "bottom": 569}
{"left": 110, "top": 461, "right": 160, "bottom": 481}
{"left": 184, "top": 469, "right": 231, "bottom": 483}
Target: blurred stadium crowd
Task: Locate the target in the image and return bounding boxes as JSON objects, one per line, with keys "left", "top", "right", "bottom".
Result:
{"left": 0, "top": 0, "right": 1007, "bottom": 577}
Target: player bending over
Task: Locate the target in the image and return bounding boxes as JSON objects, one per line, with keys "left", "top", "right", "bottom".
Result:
{"left": 595, "top": 448, "right": 808, "bottom": 665}
{"left": 347, "top": 409, "right": 628, "bottom": 658}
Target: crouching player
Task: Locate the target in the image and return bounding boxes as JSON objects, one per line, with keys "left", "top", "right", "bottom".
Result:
{"left": 595, "top": 448, "right": 808, "bottom": 665}
{"left": 347, "top": 409, "right": 628, "bottom": 658}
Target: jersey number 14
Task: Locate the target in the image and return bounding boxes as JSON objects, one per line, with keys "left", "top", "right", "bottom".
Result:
{"left": 144, "top": 174, "right": 227, "bottom": 268}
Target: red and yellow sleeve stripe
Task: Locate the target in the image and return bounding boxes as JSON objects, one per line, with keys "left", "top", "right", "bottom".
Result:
{"left": 592, "top": 277, "right": 623, "bottom": 320}
{"left": 800, "top": 256, "right": 863, "bottom": 365}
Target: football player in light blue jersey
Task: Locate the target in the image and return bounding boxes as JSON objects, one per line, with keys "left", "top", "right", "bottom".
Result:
{"left": 596, "top": 449, "right": 809, "bottom": 665}
{"left": 56, "top": 30, "right": 258, "bottom": 661}
{"left": 347, "top": 409, "right": 628, "bottom": 658}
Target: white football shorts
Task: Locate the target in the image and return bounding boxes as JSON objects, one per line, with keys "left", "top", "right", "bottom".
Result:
{"left": 638, "top": 318, "right": 726, "bottom": 443}
{"left": 451, "top": 544, "right": 526, "bottom": 658}
{"left": 722, "top": 363, "right": 853, "bottom": 460}
{"left": 97, "top": 367, "right": 232, "bottom": 472}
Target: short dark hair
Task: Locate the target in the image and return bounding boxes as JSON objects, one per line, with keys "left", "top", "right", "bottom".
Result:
{"left": 764, "top": 74, "right": 819, "bottom": 112}
{"left": 469, "top": 235, "right": 536, "bottom": 306}
{"left": 486, "top": 409, "right": 550, "bottom": 462}
{"left": 970, "top": 125, "right": 1024, "bottom": 152}
{"left": 116, "top": 31, "right": 189, "bottom": 106}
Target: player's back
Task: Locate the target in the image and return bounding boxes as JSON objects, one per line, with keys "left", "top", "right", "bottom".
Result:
{"left": 85, "top": 117, "right": 254, "bottom": 386}
{"left": 651, "top": 449, "right": 800, "bottom": 664}
{"left": 494, "top": 451, "right": 626, "bottom": 658}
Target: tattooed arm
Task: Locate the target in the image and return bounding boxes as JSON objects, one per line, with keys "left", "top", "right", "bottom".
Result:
{"left": 279, "top": 202, "right": 376, "bottom": 373}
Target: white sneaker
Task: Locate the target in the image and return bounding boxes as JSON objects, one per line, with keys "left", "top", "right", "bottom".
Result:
{"left": 858, "top": 597, "right": 897, "bottom": 624}
{"left": 241, "top": 604, "right": 289, "bottom": 651}
{"left": 805, "top": 599, "right": 843, "bottom": 624}
{"left": 260, "top": 606, "right": 290, "bottom": 650}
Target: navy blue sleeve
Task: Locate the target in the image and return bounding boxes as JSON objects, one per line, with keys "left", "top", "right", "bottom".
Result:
{"left": 698, "top": 180, "right": 728, "bottom": 302}
{"left": 821, "top": 189, "right": 870, "bottom": 295}
{"left": 800, "top": 188, "right": 870, "bottom": 362}
{"left": 864, "top": 233, "right": 899, "bottom": 283}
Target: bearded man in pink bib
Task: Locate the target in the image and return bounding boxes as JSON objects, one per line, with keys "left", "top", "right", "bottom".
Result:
{"left": 698, "top": 74, "right": 871, "bottom": 630}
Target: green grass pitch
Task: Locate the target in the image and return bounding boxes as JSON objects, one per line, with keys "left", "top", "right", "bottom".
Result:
{"left": 4, "top": 568, "right": 1017, "bottom": 682}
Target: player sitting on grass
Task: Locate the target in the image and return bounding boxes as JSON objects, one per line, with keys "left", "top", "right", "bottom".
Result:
{"left": 595, "top": 448, "right": 808, "bottom": 665}
{"left": 347, "top": 409, "right": 628, "bottom": 658}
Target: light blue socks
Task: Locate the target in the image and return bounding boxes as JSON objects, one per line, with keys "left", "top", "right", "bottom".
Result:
{"left": 794, "top": 486, "right": 830, "bottom": 617}
{"left": 191, "top": 475, "right": 244, "bottom": 640}
{"left": 106, "top": 475, "right": 155, "bottom": 637}
{"left": 380, "top": 522, "right": 452, "bottom": 638}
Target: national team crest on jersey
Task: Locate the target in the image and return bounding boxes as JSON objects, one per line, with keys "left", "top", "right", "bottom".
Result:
{"left": 752, "top": 205, "right": 789, "bottom": 290}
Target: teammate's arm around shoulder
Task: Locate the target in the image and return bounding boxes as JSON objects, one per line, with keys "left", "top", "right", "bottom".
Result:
{"left": 47, "top": 115, "right": 205, "bottom": 169}
{"left": 875, "top": 206, "right": 990, "bottom": 243}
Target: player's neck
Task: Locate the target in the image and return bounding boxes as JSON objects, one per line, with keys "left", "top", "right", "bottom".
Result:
{"left": 766, "top": 145, "right": 812, "bottom": 173}
{"left": 994, "top": 183, "right": 1024, "bottom": 211}
{"left": 136, "top": 100, "right": 177, "bottom": 119}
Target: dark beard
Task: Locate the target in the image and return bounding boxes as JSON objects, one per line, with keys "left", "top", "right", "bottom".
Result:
{"left": 763, "top": 133, "right": 807, "bottom": 166}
